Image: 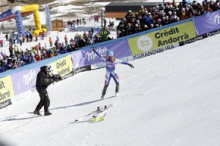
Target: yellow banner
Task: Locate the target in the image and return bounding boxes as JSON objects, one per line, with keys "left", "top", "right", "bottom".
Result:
{"left": 0, "top": 76, "right": 14, "bottom": 103}
{"left": 128, "top": 21, "right": 197, "bottom": 55}
{"left": 49, "top": 55, "right": 73, "bottom": 77}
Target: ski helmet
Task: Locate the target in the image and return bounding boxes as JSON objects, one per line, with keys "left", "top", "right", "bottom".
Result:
{"left": 106, "top": 50, "right": 114, "bottom": 56}
{"left": 97, "top": 107, "right": 101, "bottom": 111}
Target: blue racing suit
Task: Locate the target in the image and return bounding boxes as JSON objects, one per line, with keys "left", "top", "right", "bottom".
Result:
{"left": 94, "top": 49, "right": 131, "bottom": 86}
{"left": 93, "top": 48, "right": 133, "bottom": 97}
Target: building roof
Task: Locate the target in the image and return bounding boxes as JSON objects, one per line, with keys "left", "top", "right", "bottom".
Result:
{"left": 106, "top": 2, "right": 160, "bottom": 7}
{"left": 105, "top": 2, "right": 160, "bottom": 13}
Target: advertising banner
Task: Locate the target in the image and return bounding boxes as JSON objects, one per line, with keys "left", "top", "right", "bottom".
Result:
{"left": 133, "top": 43, "right": 179, "bottom": 59}
{"left": 71, "top": 50, "right": 85, "bottom": 70}
{"left": 49, "top": 55, "right": 73, "bottom": 76}
{"left": 0, "top": 9, "right": 13, "bottom": 22}
{"left": 194, "top": 10, "right": 220, "bottom": 35}
{"left": 12, "top": 68, "right": 39, "bottom": 95}
{"left": 79, "top": 40, "right": 131, "bottom": 67}
{"left": 0, "top": 76, "right": 14, "bottom": 104}
{"left": 202, "top": 29, "right": 220, "bottom": 38}
{"left": 128, "top": 21, "right": 197, "bottom": 56}
{"left": 179, "top": 35, "right": 204, "bottom": 46}
{"left": 0, "top": 99, "right": 12, "bottom": 109}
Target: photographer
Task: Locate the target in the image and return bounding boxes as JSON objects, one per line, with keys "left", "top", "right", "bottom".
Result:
{"left": 34, "top": 65, "right": 62, "bottom": 116}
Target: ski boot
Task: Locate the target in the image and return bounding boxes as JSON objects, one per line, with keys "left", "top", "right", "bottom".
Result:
{"left": 101, "top": 85, "right": 108, "bottom": 99}
{"left": 97, "top": 107, "right": 102, "bottom": 112}
{"left": 99, "top": 116, "right": 104, "bottom": 121}
{"left": 115, "top": 84, "right": 119, "bottom": 97}
{"left": 92, "top": 115, "right": 98, "bottom": 122}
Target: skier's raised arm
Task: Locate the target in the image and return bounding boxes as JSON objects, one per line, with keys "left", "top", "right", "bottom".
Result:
{"left": 92, "top": 47, "right": 105, "bottom": 61}
{"left": 115, "top": 59, "right": 134, "bottom": 68}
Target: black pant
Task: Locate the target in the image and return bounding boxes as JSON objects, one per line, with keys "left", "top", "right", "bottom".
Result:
{"left": 35, "top": 87, "right": 50, "bottom": 112}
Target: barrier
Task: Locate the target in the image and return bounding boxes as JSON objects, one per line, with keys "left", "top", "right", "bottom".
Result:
{"left": 68, "top": 19, "right": 195, "bottom": 70}
{"left": 128, "top": 21, "right": 197, "bottom": 57}
{"left": 193, "top": 10, "right": 220, "bottom": 36}
{"left": 0, "top": 76, "right": 14, "bottom": 109}
{"left": 66, "top": 26, "right": 101, "bottom": 32}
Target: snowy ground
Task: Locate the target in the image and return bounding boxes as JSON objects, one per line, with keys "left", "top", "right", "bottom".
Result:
{"left": 0, "top": 30, "right": 220, "bottom": 145}
{"left": 1, "top": 0, "right": 220, "bottom": 145}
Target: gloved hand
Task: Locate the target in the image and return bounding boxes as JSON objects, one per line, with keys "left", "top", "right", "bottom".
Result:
{"left": 92, "top": 47, "right": 95, "bottom": 52}
{"left": 58, "top": 76, "right": 63, "bottom": 80}
{"left": 53, "top": 74, "right": 62, "bottom": 82}
{"left": 129, "top": 63, "right": 134, "bottom": 68}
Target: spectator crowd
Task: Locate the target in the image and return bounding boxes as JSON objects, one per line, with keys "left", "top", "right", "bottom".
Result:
{"left": 0, "top": 26, "right": 112, "bottom": 72}
{"left": 117, "top": 0, "right": 220, "bottom": 37}
{"left": 67, "top": 18, "right": 87, "bottom": 27}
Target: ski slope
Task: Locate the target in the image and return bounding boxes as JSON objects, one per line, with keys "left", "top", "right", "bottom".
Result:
{"left": 0, "top": 33, "right": 220, "bottom": 146}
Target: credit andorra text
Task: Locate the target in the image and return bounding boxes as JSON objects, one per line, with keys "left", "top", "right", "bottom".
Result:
{"left": 154, "top": 28, "right": 189, "bottom": 47}
{"left": 157, "top": 34, "right": 189, "bottom": 46}
{"left": 154, "top": 28, "right": 180, "bottom": 39}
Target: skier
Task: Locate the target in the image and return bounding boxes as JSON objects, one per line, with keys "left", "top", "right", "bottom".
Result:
{"left": 93, "top": 47, "right": 134, "bottom": 99}
{"left": 34, "top": 66, "right": 62, "bottom": 116}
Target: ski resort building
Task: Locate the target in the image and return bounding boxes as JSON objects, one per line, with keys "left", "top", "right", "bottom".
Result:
{"left": 104, "top": 2, "right": 160, "bottom": 19}
{"left": 0, "top": 0, "right": 9, "bottom": 13}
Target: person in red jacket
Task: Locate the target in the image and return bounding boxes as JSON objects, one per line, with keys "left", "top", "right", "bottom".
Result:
{"left": 0, "top": 40, "right": 3, "bottom": 47}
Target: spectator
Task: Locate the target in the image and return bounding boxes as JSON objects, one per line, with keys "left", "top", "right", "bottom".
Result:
{"left": 0, "top": 40, "right": 3, "bottom": 47}
{"left": 64, "top": 35, "right": 68, "bottom": 45}
{"left": 49, "top": 37, "right": 53, "bottom": 47}
{"left": 19, "top": 35, "right": 23, "bottom": 46}
{"left": 5, "top": 34, "right": 8, "bottom": 41}
{"left": 78, "top": 35, "right": 86, "bottom": 47}
{"left": 100, "top": 27, "right": 111, "bottom": 42}
{"left": 125, "top": 10, "right": 133, "bottom": 23}
{"left": 94, "top": 34, "right": 101, "bottom": 44}
{"left": 9, "top": 44, "right": 14, "bottom": 57}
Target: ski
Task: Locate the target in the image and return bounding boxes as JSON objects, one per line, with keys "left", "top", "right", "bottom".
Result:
{"left": 70, "top": 104, "right": 113, "bottom": 124}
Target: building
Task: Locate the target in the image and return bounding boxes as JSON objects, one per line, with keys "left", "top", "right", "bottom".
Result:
{"left": 0, "top": 0, "right": 9, "bottom": 13}
{"left": 52, "top": 19, "right": 63, "bottom": 31}
{"left": 105, "top": 2, "right": 160, "bottom": 19}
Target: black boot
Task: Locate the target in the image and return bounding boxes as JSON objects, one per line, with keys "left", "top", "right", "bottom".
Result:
{"left": 115, "top": 84, "right": 119, "bottom": 96}
{"left": 34, "top": 110, "right": 41, "bottom": 116}
{"left": 101, "top": 85, "right": 108, "bottom": 99}
{"left": 44, "top": 111, "right": 52, "bottom": 116}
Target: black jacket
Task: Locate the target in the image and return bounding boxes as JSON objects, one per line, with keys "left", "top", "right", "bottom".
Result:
{"left": 36, "top": 66, "right": 54, "bottom": 89}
